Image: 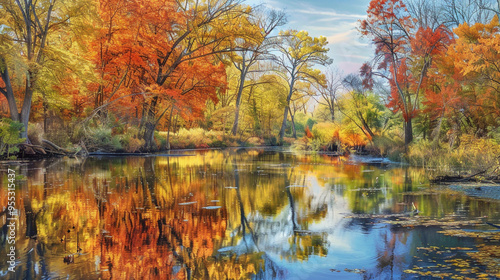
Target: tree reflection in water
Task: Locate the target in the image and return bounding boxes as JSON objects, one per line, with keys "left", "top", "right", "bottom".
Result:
{"left": 0, "top": 149, "right": 499, "bottom": 279}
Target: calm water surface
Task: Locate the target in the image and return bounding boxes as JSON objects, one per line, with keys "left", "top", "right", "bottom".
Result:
{"left": 1, "top": 148, "right": 499, "bottom": 279}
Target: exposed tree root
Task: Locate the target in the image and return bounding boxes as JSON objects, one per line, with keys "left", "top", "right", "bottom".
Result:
{"left": 17, "top": 139, "right": 87, "bottom": 158}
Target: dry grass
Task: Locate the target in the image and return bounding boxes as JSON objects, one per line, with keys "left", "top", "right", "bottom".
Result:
{"left": 408, "top": 134, "right": 500, "bottom": 175}
{"left": 160, "top": 128, "right": 243, "bottom": 149}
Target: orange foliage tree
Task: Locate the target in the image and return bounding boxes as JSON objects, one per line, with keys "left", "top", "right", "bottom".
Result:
{"left": 87, "top": 0, "right": 251, "bottom": 150}
{"left": 448, "top": 15, "right": 500, "bottom": 133}
{"left": 421, "top": 36, "right": 464, "bottom": 141}
{"left": 422, "top": 15, "right": 500, "bottom": 139}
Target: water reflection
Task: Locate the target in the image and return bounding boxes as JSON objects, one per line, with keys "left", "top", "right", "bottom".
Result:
{"left": 0, "top": 148, "right": 499, "bottom": 279}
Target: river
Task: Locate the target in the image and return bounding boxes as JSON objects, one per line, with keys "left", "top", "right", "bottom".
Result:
{"left": 1, "top": 148, "right": 499, "bottom": 279}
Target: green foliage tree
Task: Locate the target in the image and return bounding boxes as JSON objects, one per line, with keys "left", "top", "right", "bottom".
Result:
{"left": 340, "top": 73, "right": 385, "bottom": 139}
{"left": 272, "top": 30, "right": 332, "bottom": 142}
{"left": 228, "top": 8, "right": 286, "bottom": 136}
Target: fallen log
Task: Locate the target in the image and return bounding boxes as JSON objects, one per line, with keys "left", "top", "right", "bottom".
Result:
{"left": 16, "top": 140, "right": 88, "bottom": 158}
{"left": 431, "top": 169, "right": 489, "bottom": 183}
{"left": 20, "top": 143, "right": 47, "bottom": 155}
{"left": 430, "top": 175, "right": 467, "bottom": 183}
{"left": 42, "top": 139, "right": 72, "bottom": 154}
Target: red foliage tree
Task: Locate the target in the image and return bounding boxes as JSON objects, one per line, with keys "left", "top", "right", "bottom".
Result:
{"left": 359, "top": 0, "right": 452, "bottom": 146}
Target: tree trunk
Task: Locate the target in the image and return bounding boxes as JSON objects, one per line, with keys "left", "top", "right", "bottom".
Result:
{"left": 358, "top": 112, "right": 375, "bottom": 139}
{"left": 432, "top": 114, "right": 444, "bottom": 145}
{"left": 231, "top": 70, "right": 247, "bottom": 136}
{"left": 404, "top": 118, "right": 413, "bottom": 147}
{"left": 141, "top": 96, "right": 159, "bottom": 151}
{"left": 143, "top": 122, "right": 157, "bottom": 151}
{"left": 139, "top": 102, "right": 147, "bottom": 132}
{"left": 279, "top": 79, "right": 295, "bottom": 141}
{"left": 19, "top": 71, "right": 36, "bottom": 140}
{"left": 166, "top": 106, "right": 175, "bottom": 150}
{"left": 279, "top": 106, "right": 289, "bottom": 141}
{"left": 231, "top": 103, "right": 241, "bottom": 136}
{"left": 289, "top": 108, "right": 297, "bottom": 139}
{"left": 0, "top": 60, "right": 20, "bottom": 123}
{"left": 43, "top": 94, "right": 48, "bottom": 133}
{"left": 0, "top": 68, "right": 32, "bottom": 140}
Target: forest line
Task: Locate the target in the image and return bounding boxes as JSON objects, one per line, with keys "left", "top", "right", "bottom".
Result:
{"left": 1, "top": 0, "right": 500, "bottom": 172}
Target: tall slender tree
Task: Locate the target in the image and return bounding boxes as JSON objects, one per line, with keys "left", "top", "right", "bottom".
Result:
{"left": 229, "top": 8, "right": 286, "bottom": 136}
{"left": 273, "top": 30, "right": 331, "bottom": 142}
{"left": 315, "top": 67, "right": 343, "bottom": 122}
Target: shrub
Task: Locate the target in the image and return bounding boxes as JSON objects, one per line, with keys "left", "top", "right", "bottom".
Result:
{"left": 291, "top": 137, "right": 310, "bottom": 151}
{"left": 306, "top": 118, "right": 317, "bottom": 130}
{"left": 369, "top": 134, "right": 404, "bottom": 161}
{"left": 28, "top": 123, "right": 44, "bottom": 145}
{"left": 311, "top": 122, "right": 338, "bottom": 143}
{"left": 154, "top": 131, "right": 168, "bottom": 150}
{"left": 309, "top": 138, "right": 322, "bottom": 152}
{"left": 305, "top": 126, "right": 313, "bottom": 138}
{"left": 264, "top": 136, "right": 278, "bottom": 146}
{"left": 84, "top": 126, "right": 122, "bottom": 152}
{"left": 294, "top": 121, "right": 305, "bottom": 137}
{"left": 122, "top": 136, "right": 145, "bottom": 153}
{"left": 247, "top": 137, "right": 263, "bottom": 146}
{"left": 46, "top": 125, "right": 72, "bottom": 148}
{"left": 167, "top": 128, "right": 227, "bottom": 149}
{"left": 198, "top": 143, "right": 210, "bottom": 149}
{"left": 282, "top": 137, "right": 295, "bottom": 146}
{"left": 311, "top": 122, "right": 343, "bottom": 151}
{"left": 209, "top": 140, "right": 227, "bottom": 148}
{"left": 0, "top": 119, "right": 25, "bottom": 158}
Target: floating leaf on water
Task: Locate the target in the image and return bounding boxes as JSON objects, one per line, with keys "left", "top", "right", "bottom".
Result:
{"left": 344, "top": 268, "right": 366, "bottom": 274}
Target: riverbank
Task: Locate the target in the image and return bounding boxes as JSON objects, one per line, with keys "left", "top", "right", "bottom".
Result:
{"left": 448, "top": 185, "right": 500, "bottom": 201}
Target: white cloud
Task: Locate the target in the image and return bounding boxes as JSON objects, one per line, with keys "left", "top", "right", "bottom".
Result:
{"left": 327, "top": 30, "right": 357, "bottom": 44}
{"left": 342, "top": 53, "right": 371, "bottom": 60}
{"left": 293, "top": 8, "right": 365, "bottom": 20}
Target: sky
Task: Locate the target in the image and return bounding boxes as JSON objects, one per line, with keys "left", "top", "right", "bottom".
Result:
{"left": 245, "top": 0, "right": 373, "bottom": 74}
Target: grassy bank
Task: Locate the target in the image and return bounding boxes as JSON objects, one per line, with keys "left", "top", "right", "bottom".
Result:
{"left": 407, "top": 135, "right": 500, "bottom": 178}
{"left": 0, "top": 118, "right": 298, "bottom": 159}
